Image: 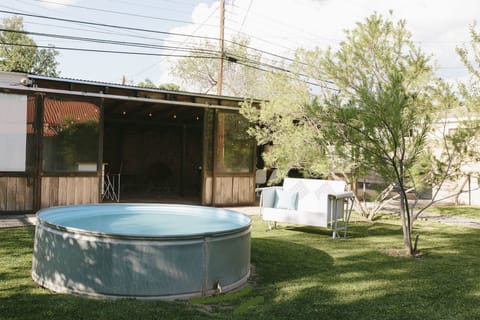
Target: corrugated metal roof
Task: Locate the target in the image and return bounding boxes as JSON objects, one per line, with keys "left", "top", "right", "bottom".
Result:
{"left": 27, "top": 74, "right": 260, "bottom": 102}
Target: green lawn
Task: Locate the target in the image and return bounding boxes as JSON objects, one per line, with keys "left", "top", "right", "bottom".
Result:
{"left": 1, "top": 214, "right": 479, "bottom": 320}
{"left": 424, "top": 205, "right": 480, "bottom": 220}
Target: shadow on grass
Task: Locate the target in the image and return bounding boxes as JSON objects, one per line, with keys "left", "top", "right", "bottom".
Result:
{"left": 270, "top": 219, "right": 402, "bottom": 239}
{"left": 1, "top": 292, "right": 215, "bottom": 320}
{"left": 246, "top": 222, "right": 480, "bottom": 319}
{"left": 251, "top": 238, "right": 334, "bottom": 284}
{"left": 1, "top": 221, "right": 480, "bottom": 320}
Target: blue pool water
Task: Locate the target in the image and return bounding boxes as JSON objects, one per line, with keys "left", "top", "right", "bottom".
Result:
{"left": 38, "top": 204, "right": 250, "bottom": 237}
{"left": 32, "top": 203, "right": 252, "bottom": 299}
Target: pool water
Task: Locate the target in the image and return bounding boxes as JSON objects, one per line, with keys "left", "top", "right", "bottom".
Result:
{"left": 32, "top": 203, "right": 251, "bottom": 299}
{"left": 39, "top": 204, "right": 249, "bottom": 237}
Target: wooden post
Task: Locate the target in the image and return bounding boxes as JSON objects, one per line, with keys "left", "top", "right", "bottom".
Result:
{"left": 216, "top": 0, "right": 225, "bottom": 96}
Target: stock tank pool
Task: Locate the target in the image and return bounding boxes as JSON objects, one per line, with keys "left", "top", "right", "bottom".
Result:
{"left": 32, "top": 204, "right": 251, "bottom": 300}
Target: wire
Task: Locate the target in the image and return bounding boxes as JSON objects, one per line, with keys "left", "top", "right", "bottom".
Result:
{"left": 126, "top": 2, "right": 221, "bottom": 81}
{"left": 228, "top": 1, "right": 340, "bottom": 44}
{"left": 239, "top": 0, "right": 253, "bottom": 31}
{"left": 101, "top": 0, "right": 198, "bottom": 14}
{"left": 227, "top": 51, "right": 334, "bottom": 85}
{"left": 27, "top": 0, "right": 218, "bottom": 26}
{"left": 0, "top": 9, "right": 221, "bottom": 42}
{"left": 0, "top": 8, "right": 335, "bottom": 86}
{"left": 233, "top": 59, "right": 337, "bottom": 91}
{"left": 8, "top": 25, "right": 334, "bottom": 84}
{"left": 0, "top": 28, "right": 220, "bottom": 55}
{"left": 0, "top": 9, "right": 306, "bottom": 68}
{"left": 3, "top": 39, "right": 334, "bottom": 89}
{"left": 2, "top": 42, "right": 221, "bottom": 59}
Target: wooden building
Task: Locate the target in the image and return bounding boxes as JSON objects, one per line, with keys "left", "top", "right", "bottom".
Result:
{"left": 0, "top": 71, "right": 259, "bottom": 214}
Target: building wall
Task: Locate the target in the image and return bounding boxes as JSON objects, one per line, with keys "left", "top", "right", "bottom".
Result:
{"left": 0, "top": 177, "right": 34, "bottom": 211}
{"left": 40, "top": 177, "right": 99, "bottom": 208}
{"left": 0, "top": 72, "right": 258, "bottom": 212}
{"left": 429, "top": 115, "right": 480, "bottom": 206}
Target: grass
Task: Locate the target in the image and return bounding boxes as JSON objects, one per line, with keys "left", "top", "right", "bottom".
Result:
{"left": 424, "top": 205, "right": 480, "bottom": 220}
{"left": 1, "top": 213, "right": 480, "bottom": 320}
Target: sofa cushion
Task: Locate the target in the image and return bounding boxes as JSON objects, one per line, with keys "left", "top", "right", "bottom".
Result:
{"left": 274, "top": 189, "right": 298, "bottom": 210}
{"left": 261, "top": 188, "right": 277, "bottom": 208}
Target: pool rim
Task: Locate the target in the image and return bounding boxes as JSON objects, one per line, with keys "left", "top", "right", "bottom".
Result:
{"left": 35, "top": 203, "right": 252, "bottom": 241}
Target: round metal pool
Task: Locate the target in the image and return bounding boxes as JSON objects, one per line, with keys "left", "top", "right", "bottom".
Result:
{"left": 32, "top": 204, "right": 251, "bottom": 300}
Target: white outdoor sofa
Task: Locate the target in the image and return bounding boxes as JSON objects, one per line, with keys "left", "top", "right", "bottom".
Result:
{"left": 257, "top": 178, "right": 354, "bottom": 239}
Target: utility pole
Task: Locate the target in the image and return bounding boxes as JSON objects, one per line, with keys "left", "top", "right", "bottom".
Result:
{"left": 216, "top": 0, "right": 225, "bottom": 96}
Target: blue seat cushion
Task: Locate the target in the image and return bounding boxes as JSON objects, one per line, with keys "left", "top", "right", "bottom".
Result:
{"left": 274, "top": 189, "right": 298, "bottom": 210}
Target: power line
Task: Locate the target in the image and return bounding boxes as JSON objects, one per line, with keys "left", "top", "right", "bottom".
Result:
{"left": 106, "top": 0, "right": 199, "bottom": 8}
{"left": 4, "top": 28, "right": 333, "bottom": 84}
{"left": 0, "top": 7, "right": 327, "bottom": 82}
{"left": 12, "top": 0, "right": 138, "bottom": 38}
{"left": 101, "top": 0, "right": 198, "bottom": 14}
{"left": 0, "top": 9, "right": 335, "bottom": 87}
{"left": 0, "top": 9, "right": 221, "bottom": 42}
{"left": 0, "top": 28, "right": 220, "bottom": 55}
{"left": 227, "top": 50, "right": 334, "bottom": 85}
{"left": 239, "top": 0, "right": 253, "bottom": 31}
{"left": 126, "top": 3, "right": 221, "bottom": 81}
{"left": 233, "top": 59, "right": 337, "bottom": 91}
{"left": 228, "top": 1, "right": 340, "bottom": 45}
{"left": 3, "top": 40, "right": 336, "bottom": 90}
{"left": 28, "top": 0, "right": 218, "bottom": 27}
{"left": 3, "top": 39, "right": 334, "bottom": 88}
{"left": 2, "top": 42, "right": 222, "bottom": 59}
{"left": 0, "top": 9, "right": 305, "bottom": 68}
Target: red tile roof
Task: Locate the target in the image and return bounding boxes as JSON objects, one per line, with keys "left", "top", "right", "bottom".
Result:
{"left": 43, "top": 98, "right": 99, "bottom": 136}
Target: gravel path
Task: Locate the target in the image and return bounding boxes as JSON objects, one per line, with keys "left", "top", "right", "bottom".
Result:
{"left": 418, "top": 212, "right": 480, "bottom": 229}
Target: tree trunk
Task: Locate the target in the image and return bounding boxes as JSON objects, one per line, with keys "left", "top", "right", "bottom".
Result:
{"left": 399, "top": 192, "right": 413, "bottom": 256}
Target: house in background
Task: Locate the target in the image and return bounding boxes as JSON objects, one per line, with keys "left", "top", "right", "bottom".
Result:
{"left": 0, "top": 71, "right": 260, "bottom": 213}
{"left": 429, "top": 113, "right": 480, "bottom": 206}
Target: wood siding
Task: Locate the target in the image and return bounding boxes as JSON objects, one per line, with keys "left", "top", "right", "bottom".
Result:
{"left": 213, "top": 176, "right": 255, "bottom": 205}
{"left": 0, "top": 177, "right": 34, "bottom": 211}
{"left": 40, "top": 176, "right": 99, "bottom": 208}
{"left": 203, "top": 176, "right": 213, "bottom": 205}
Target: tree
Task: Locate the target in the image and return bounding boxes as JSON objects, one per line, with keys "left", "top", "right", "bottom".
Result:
{"left": 457, "top": 21, "right": 480, "bottom": 85}
{"left": 241, "top": 72, "right": 331, "bottom": 180}
{"left": 158, "top": 83, "right": 180, "bottom": 91}
{"left": 305, "top": 13, "right": 480, "bottom": 256}
{"left": 0, "top": 16, "right": 59, "bottom": 76}
{"left": 137, "top": 78, "right": 180, "bottom": 91}
{"left": 244, "top": 13, "right": 480, "bottom": 256}
{"left": 307, "top": 14, "right": 439, "bottom": 256}
{"left": 456, "top": 22, "right": 480, "bottom": 118}
{"left": 170, "top": 35, "right": 266, "bottom": 98}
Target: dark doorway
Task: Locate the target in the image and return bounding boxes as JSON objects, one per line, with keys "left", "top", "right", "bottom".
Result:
{"left": 103, "top": 100, "right": 203, "bottom": 203}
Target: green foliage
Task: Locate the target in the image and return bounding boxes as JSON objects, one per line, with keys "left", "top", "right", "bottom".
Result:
{"left": 457, "top": 21, "right": 480, "bottom": 84}
{"left": 159, "top": 83, "right": 180, "bottom": 91}
{"left": 170, "top": 35, "right": 265, "bottom": 98}
{"left": 218, "top": 112, "right": 255, "bottom": 172}
{"left": 0, "top": 16, "right": 59, "bottom": 76}
{"left": 241, "top": 72, "right": 331, "bottom": 181}
{"left": 295, "top": 13, "right": 441, "bottom": 255}
{"left": 56, "top": 118, "right": 99, "bottom": 169}
{"left": 136, "top": 78, "right": 157, "bottom": 88}
{"left": 137, "top": 78, "right": 180, "bottom": 90}
{"left": 244, "top": 13, "right": 480, "bottom": 255}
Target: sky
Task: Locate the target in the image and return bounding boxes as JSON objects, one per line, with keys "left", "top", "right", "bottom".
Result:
{"left": 1, "top": 0, "right": 479, "bottom": 92}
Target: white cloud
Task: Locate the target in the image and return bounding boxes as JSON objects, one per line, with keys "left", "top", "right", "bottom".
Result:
{"left": 161, "top": 0, "right": 480, "bottom": 87}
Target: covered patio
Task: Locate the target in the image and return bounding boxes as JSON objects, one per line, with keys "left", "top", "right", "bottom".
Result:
{"left": 0, "top": 71, "right": 260, "bottom": 213}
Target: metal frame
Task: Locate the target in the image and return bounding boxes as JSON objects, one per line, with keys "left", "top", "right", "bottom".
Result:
{"left": 328, "top": 193, "right": 355, "bottom": 239}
